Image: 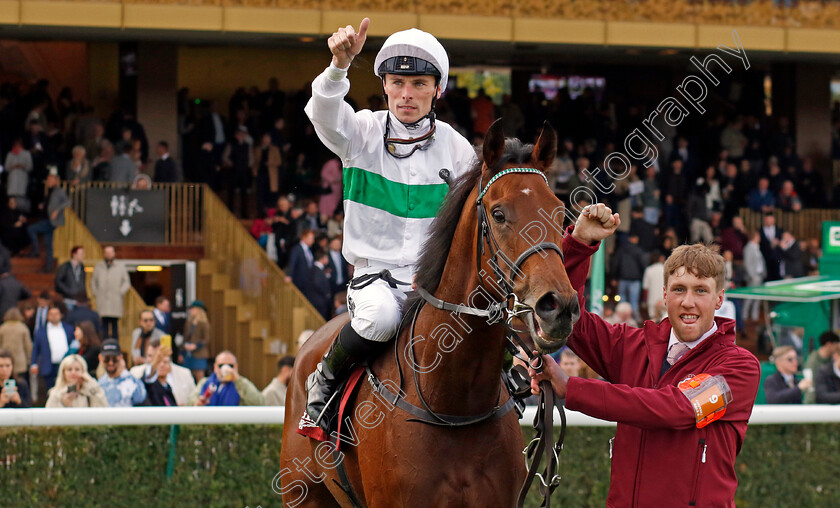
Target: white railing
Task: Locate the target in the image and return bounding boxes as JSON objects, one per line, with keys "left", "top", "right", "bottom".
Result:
{"left": 1, "top": 405, "right": 837, "bottom": 427}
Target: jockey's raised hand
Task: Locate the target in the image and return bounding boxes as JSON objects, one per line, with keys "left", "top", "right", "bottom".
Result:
{"left": 572, "top": 203, "right": 620, "bottom": 246}
{"left": 330, "top": 17, "right": 370, "bottom": 69}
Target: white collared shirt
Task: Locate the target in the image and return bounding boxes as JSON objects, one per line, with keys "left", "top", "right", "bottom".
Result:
{"left": 667, "top": 321, "right": 718, "bottom": 358}
{"left": 46, "top": 322, "right": 69, "bottom": 364}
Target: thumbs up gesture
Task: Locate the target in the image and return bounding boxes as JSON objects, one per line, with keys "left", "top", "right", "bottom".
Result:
{"left": 329, "top": 17, "right": 370, "bottom": 69}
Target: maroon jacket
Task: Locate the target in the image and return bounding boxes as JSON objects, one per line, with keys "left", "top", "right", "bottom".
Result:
{"left": 562, "top": 230, "right": 760, "bottom": 508}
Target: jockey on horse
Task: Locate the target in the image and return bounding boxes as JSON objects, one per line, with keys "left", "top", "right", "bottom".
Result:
{"left": 303, "top": 18, "right": 477, "bottom": 432}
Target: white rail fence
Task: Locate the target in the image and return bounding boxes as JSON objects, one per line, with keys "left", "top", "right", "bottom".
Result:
{"left": 1, "top": 405, "right": 838, "bottom": 427}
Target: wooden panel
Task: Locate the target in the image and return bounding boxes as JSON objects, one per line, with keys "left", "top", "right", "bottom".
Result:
{"left": 419, "top": 15, "right": 512, "bottom": 42}
{"left": 321, "top": 10, "right": 417, "bottom": 36}
{"left": 123, "top": 4, "right": 223, "bottom": 31}
{"left": 696, "top": 25, "right": 784, "bottom": 52}
{"left": 514, "top": 18, "right": 605, "bottom": 45}
{"left": 607, "top": 22, "right": 695, "bottom": 48}
{"left": 21, "top": 0, "right": 121, "bottom": 28}
{"left": 224, "top": 7, "right": 320, "bottom": 34}
{"left": 787, "top": 28, "right": 840, "bottom": 54}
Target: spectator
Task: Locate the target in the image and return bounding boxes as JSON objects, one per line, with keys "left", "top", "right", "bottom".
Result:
{"left": 803, "top": 332, "right": 840, "bottom": 404}
{"left": 153, "top": 141, "right": 178, "bottom": 183}
{"left": 285, "top": 229, "right": 315, "bottom": 293}
{"left": 271, "top": 196, "right": 296, "bottom": 267}
{"left": 747, "top": 177, "right": 775, "bottom": 213}
{"left": 66, "top": 145, "right": 91, "bottom": 185}
{"left": 152, "top": 296, "right": 172, "bottom": 335}
{"left": 262, "top": 355, "right": 295, "bottom": 406}
{"left": 32, "top": 290, "right": 50, "bottom": 337}
{"left": 611, "top": 234, "right": 647, "bottom": 321}
{"left": 5, "top": 138, "right": 33, "bottom": 201}
{"left": 223, "top": 125, "right": 253, "bottom": 217}
{"left": 0, "top": 265, "right": 32, "bottom": 318}
{"left": 91, "top": 139, "right": 114, "bottom": 181}
{"left": 765, "top": 346, "right": 810, "bottom": 404}
{"left": 54, "top": 245, "right": 86, "bottom": 309}
{"left": 65, "top": 293, "right": 103, "bottom": 337}
{"left": 109, "top": 141, "right": 138, "bottom": 183}
{"left": 182, "top": 301, "right": 211, "bottom": 382}
{"left": 470, "top": 88, "right": 495, "bottom": 137}
{"left": 254, "top": 132, "right": 282, "bottom": 213}
{"left": 31, "top": 304, "right": 73, "bottom": 390}
{"left": 776, "top": 180, "right": 802, "bottom": 212}
{"left": 742, "top": 230, "right": 765, "bottom": 322}
{"left": 640, "top": 166, "right": 660, "bottom": 225}
{"left": 130, "top": 337, "right": 195, "bottom": 406}
{"left": 305, "top": 247, "right": 332, "bottom": 320}
{"left": 46, "top": 354, "right": 107, "bottom": 408}
{"left": 297, "top": 201, "right": 325, "bottom": 236}
{"left": 559, "top": 349, "right": 581, "bottom": 378}
{"left": 91, "top": 245, "right": 131, "bottom": 339}
{"left": 642, "top": 251, "right": 666, "bottom": 321}
{"left": 797, "top": 158, "right": 825, "bottom": 207}
{"left": 629, "top": 208, "right": 656, "bottom": 254}
{"left": 663, "top": 158, "right": 687, "bottom": 232}
{"left": 759, "top": 214, "right": 783, "bottom": 281}
{"left": 605, "top": 302, "right": 639, "bottom": 327}
{"left": 720, "top": 117, "right": 747, "bottom": 160}
{"left": 97, "top": 339, "right": 146, "bottom": 407}
{"left": 776, "top": 231, "right": 804, "bottom": 279}
{"left": 334, "top": 291, "right": 348, "bottom": 316}
{"left": 327, "top": 236, "right": 350, "bottom": 297}
{"left": 815, "top": 349, "right": 840, "bottom": 404}
{"left": 0, "top": 349, "right": 30, "bottom": 408}
{"left": 74, "top": 321, "right": 101, "bottom": 378}
{"left": 319, "top": 156, "right": 342, "bottom": 218}
{"left": 141, "top": 354, "right": 178, "bottom": 406}
{"left": 27, "top": 169, "right": 70, "bottom": 271}
{"left": 0, "top": 308, "right": 32, "bottom": 381}
{"left": 189, "top": 351, "right": 264, "bottom": 406}
{"left": 1, "top": 197, "right": 30, "bottom": 255}
{"left": 719, "top": 216, "right": 747, "bottom": 261}
{"left": 131, "top": 309, "right": 164, "bottom": 366}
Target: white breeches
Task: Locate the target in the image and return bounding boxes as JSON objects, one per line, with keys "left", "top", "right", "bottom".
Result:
{"left": 347, "top": 265, "right": 413, "bottom": 342}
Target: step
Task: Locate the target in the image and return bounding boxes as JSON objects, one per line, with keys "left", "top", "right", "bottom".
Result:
{"left": 11, "top": 256, "right": 49, "bottom": 273}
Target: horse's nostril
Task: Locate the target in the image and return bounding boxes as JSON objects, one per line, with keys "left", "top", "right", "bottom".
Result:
{"left": 535, "top": 292, "right": 561, "bottom": 317}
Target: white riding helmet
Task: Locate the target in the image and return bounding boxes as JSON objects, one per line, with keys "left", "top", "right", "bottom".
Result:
{"left": 374, "top": 28, "right": 449, "bottom": 92}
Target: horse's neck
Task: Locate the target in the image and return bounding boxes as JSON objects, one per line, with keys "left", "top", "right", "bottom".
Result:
{"left": 407, "top": 205, "right": 508, "bottom": 415}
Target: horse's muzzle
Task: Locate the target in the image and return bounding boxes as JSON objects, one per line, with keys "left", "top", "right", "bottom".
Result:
{"left": 531, "top": 292, "right": 580, "bottom": 353}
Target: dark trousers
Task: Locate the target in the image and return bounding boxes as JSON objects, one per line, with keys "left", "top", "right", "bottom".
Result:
{"left": 27, "top": 219, "right": 55, "bottom": 268}
{"left": 103, "top": 317, "right": 119, "bottom": 340}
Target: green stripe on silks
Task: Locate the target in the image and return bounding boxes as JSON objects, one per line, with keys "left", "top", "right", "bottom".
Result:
{"left": 343, "top": 166, "right": 449, "bottom": 219}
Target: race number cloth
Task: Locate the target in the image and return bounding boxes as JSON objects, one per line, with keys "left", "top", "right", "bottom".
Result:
{"left": 678, "top": 373, "right": 732, "bottom": 428}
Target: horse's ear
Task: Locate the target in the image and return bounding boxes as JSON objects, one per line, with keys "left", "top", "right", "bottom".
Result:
{"left": 482, "top": 119, "right": 505, "bottom": 170}
{"left": 531, "top": 121, "right": 558, "bottom": 171}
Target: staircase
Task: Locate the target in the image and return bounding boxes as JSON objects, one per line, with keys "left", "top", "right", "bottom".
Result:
{"left": 11, "top": 254, "right": 56, "bottom": 297}
{"left": 200, "top": 189, "right": 325, "bottom": 389}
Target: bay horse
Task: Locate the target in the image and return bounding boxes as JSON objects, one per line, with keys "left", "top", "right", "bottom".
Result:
{"left": 279, "top": 120, "right": 580, "bottom": 507}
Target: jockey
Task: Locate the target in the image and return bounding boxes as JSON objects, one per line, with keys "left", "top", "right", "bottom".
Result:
{"left": 303, "top": 18, "right": 476, "bottom": 430}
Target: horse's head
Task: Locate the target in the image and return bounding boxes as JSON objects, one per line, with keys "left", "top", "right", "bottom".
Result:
{"left": 476, "top": 120, "right": 580, "bottom": 353}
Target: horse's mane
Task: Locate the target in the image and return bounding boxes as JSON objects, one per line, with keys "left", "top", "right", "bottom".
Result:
{"left": 414, "top": 138, "right": 534, "bottom": 294}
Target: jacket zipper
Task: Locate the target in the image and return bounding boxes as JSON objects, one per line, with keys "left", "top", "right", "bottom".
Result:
{"left": 689, "top": 438, "right": 707, "bottom": 506}
{"left": 632, "top": 431, "right": 645, "bottom": 507}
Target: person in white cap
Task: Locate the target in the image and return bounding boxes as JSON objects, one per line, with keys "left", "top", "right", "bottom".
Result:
{"left": 302, "top": 17, "right": 476, "bottom": 430}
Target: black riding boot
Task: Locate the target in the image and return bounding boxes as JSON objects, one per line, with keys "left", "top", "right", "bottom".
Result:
{"left": 305, "top": 323, "right": 385, "bottom": 431}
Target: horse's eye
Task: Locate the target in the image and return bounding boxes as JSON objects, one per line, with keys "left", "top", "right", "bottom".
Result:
{"left": 492, "top": 209, "right": 505, "bottom": 223}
